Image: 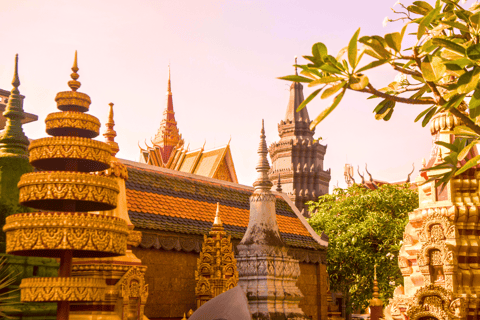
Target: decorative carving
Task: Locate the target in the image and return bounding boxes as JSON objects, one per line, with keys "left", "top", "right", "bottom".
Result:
{"left": 45, "top": 111, "right": 100, "bottom": 137}
{"left": 29, "top": 136, "right": 112, "bottom": 169}
{"left": 4, "top": 212, "right": 128, "bottom": 256}
{"left": 194, "top": 204, "right": 238, "bottom": 308}
{"left": 55, "top": 90, "right": 92, "bottom": 112}
{"left": 18, "top": 171, "right": 119, "bottom": 210}
{"left": 406, "top": 285, "right": 465, "bottom": 320}
{"left": 20, "top": 277, "right": 106, "bottom": 302}
{"left": 116, "top": 266, "right": 149, "bottom": 320}
{"left": 249, "top": 193, "right": 277, "bottom": 202}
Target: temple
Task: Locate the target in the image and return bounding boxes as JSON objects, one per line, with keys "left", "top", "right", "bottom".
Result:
{"left": 269, "top": 62, "right": 331, "bottom": 216}
{"left": 139, "top": 66, "right": 238, "bottom": 183}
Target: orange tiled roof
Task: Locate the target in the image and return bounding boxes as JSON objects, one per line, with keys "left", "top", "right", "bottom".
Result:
{"left": 123, "top": 160, "right": 325, "bottom": 250}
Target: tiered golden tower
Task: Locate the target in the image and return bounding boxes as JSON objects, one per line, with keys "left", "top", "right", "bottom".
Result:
{"left": 194, "top": 203, "right": 238, "bottom": 308}
{"left": 3, "top": 52, "right": 129, "bottom": 320}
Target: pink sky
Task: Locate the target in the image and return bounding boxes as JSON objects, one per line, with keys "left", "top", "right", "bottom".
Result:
{"left": 0, "top": 0, "right": 450, "bottom": 189}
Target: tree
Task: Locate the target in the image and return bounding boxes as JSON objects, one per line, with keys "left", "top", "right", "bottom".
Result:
{"left": 307, "top": 184, "right": 418, "bottom": 317}
{"left": 280, "top": 0, "right": 480, "bottom": 186}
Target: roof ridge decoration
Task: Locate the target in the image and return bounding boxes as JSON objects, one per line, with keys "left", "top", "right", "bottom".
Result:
{"left": 0, "top": 54, "right": 29, "bottom": 159}
{"left": 194, "top": 202, "right": 238, "bottom": 309}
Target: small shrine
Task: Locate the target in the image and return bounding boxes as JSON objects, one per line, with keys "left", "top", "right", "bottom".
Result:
{"left": 194, "top": 202, "right": 238, "bottom": 308}
{"left": 386, "top": 111, "right": 473, "bottom": 320}
{"left": 3, "top": 52, "right": 129, "bottom": 320}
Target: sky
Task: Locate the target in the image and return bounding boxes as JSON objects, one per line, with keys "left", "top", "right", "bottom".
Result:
{"left": 0, "top": 0, "right": 464, "bottom": 189}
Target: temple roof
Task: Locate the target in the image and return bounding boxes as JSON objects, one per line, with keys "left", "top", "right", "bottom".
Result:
{"left": 140, "top": 143, "right": 238, "bottom": 183}
{"left": 122, "top": 159, "right": 326, "bottom": 251}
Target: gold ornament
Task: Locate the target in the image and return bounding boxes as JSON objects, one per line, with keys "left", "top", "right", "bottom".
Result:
{"left": 18, "top": 171, "right": 119, "bottom": 211}
{"left": 4, "top": 212, "right": 128, "bottom": 256}
{"left": 20, "top": 277, "right": 106, "bottom": 302}
{"left": 45, "top": 111, "right": 100, "bottom": 138}
{"left": 29, "top": 136, "right": 112, "bottom": 171}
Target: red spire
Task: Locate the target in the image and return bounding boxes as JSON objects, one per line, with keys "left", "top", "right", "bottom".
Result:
{"left": 152, "top": 65, "right": 182, "bottom": 163}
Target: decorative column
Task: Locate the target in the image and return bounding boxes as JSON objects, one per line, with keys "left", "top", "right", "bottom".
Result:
{"left": 369, "top": 265, "right": 383, "bottom": 320}
{"left": 236, "top": 120, "right": 308, "bottom": 319}
{"left": 3, "top": 52, "right": 129, "bottom": 320}
{"left": 70, "top": 102, "right": 149, "bottom": 320}
{"left": 194, "top": 202, "right": 238, "bottom": 309}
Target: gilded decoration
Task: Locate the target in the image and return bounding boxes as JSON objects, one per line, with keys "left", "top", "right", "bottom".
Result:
{"left": 20, "top": 277, "right": 106, "bottom": 302}
{"left": 29, "top": 136, "right": 112, "bottom": 170}
{"left": 4, "top": 212, "right": 128, "bottom": 256}
{"left": 116, "top": 266, "right": 149, "bottom": 320}
{"left": 194, "top": 203, "right": 238, "bottom": 308}
{"left": 18, "top": 171, "right": 119, "bottom": 211}
{"left": 406, "top": 285, "right": 465, "bottom": 320}
{"left": 45, "top": 111, "right": 100, "bottom": 137}
{"left": 55, "top": 91, "right": 92, "bottom": 112}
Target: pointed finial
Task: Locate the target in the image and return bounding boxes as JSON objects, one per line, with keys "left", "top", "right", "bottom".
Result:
{"left": 276, "top": 173, "right": 283, "bottom": 192}
{"left": 295, "top": 56, "right": 298, "bottom": 75}
{"left": 213, "top": 202, "right": 222, "bottom": 226}
{"left": 68, "top": 51, "right": 81, "bottom": 91}
{"left": 370, "top": 263, "right": 383, "bottom": 307}
{"left": 374, "top": 264, "right": 377, "bottom": 280}
{"left": 182, "top": 313, "right": 187, "bottom": 320}
{"left": 167, "top": 64, "right": 172, "bottom": 95}
{"left": 12, "top": 54, "right": 20, "bottom": 94}
{"left": 104, "top": 102, "right": 119, "bottom": 156}
{"left": 253, "top": 119, "right": 273, "bottom": 191}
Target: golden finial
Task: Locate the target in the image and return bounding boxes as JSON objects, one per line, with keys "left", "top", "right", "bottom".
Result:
{"left": 104, "top": 102, "right": 119, "bottom": 156}
{"left": 370, "top": 263, "right": 383, "bottom": 307}
{"left": 187, "top": 309, "right": 194, "bottom": 317}
{"left": 213, "top": 202, "right": 222, "bottom": 226}
{"left": 68, "top": 50, "right": 81, "bottom": 91}
{"left": 182, "top": 313, "right": 187, "bottom": 320}
{"left": 294, "top": 56, "right": 298, "bottom": 75}
{"left": 12, "top": 54, "right": 20, "bottom": 94}
{"left": 276, "top": 173, "right": 283, "bottom": 193}
{"left": 253, "top": 119, "right": 273, "bottom": 191}
{"left": 167, "top": 64, "right": 172, "bottom": 95}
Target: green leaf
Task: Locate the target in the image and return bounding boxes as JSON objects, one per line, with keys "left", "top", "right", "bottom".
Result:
{"left": 407, "top": 5, "right": 429, "bottom": 16}
{"left": 383, "top": 106, "right": 395, "bottom": 121}
{"left": 457, "top": 68, "right": 480, "bottom": 94}
{"left": 458, "top": 140, "right": 477, "bottom": 161}
{"left": 455, "top": 9, "right": 472, "bottom": 23}
{"left": 312, "top": 42, "right": 328, "bottom": 60}
{"left": 348, "top": 28, "right": 361, "bottom": 69}
{"left": 310, "top": 88, "right": 346, "bottom": 130}
{"left": 385, "top": 32, "right": 402, "bottom": 52}
{"left": 417, "top": 3, "right": 441, "bottom": 40}
{"left": 322, "top": 81, "right": 346, "bottom": 99}
{"left": 413, "top": 1, "right": 433, "bottom": 11}
{"left": 436, "top": 140, "right": 459, "bottom": 152}
{"left": 356, "top": 59, "right": 388, "bottom": 73}
{"left": 455, "top": 155, "right": 480, "bottom": 175}
{"left": 278, "top": 75, "right": 313, "bottom": 83}
{"left": 374, "top": 100, "right": 395, "bottom": 120}
{"left": 359, "top": 36, "right": 391, "bottom": 59}
{"left": 470, "top": 12, "right": 480, "bottom": 31}
{"left": 414, "top": 106, "right": 435, "bottom": 122}
{"left": 318, "top": 63, "right": 343, "bottom": 74}
{"left": 296, "top": 88, "right": 322, "bottom": 112}
{"left": 469, "top": 89, "right": 480, "bottom": 118}
{"left": 421, "top": 56, "right": 446, "bottom": 82}
{"left": 444, "top": 58, "right": 473, "bottom": 68}
{"left": 422, "top": 107, "right": 437, "bottom": 127}
{"left": 349, "top": 74, "right": 369, "bottom": 91}
{"left": 308, "top": 76, "right": 341, "bottom": 87}
{"left": 441, "top": 20, "right": 469, "bottom": 32}
{"left": 441, "top": 94, "right": 466, "bottom": 112}
{"left": 467, "top": 44, "right": 480, "bottom": 61}
{"left": 431, "top": 38, "right": 466, "bottom": 56}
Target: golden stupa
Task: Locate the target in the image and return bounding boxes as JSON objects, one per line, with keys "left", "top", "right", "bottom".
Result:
{"left": 3, "top": 52, "right": 129, "bottom": 320}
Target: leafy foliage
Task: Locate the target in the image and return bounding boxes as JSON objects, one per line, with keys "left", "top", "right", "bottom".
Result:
{"left": 280, "top": 0, "right": 480, "bottom": 186}
{"left": 0, "top": 256, "right": 19, "bottom": 319}
{"left": 308, "top": 184, "right": 418, "bottom": 313}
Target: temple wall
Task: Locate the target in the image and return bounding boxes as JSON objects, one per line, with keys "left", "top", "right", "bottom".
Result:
{"left": 133, "top": 247, "right": 197, "bottom": 319}
{"left": 133, "top": 246, "right": 327, "bottom": 320}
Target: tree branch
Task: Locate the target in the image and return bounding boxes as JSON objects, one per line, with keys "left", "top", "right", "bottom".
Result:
{"left": 393, "top": 65, "right": 422, "bottom": 77}
{"left": 357, "top": 84, "right": 435, "bottom": 105}
{"left": 449, "top": 107, "right": 480, "bottom": 135}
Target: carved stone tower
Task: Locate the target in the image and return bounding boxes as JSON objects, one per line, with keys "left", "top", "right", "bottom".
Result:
{"left": 152, "top": 65, "right": 183, "bottom": 163}
{"left": 269, "top": 65, "right": 331, "bottom": 217}
{"left": 236, "top": 120, "right": 308, "bottom": 319}
{"left": 194, "top": 202, "right": 238, "bottom": 309}
{"left": 386, "top": 111, "right": 474, "bottom": 320}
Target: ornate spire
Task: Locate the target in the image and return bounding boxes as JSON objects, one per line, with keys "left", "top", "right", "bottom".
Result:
{"left": 276, "top": 173, "right": 283, "bottom": 192}
{"left": 167, "top": 64, "right": 172, "bottom": 96}
{"left": 0, "top": 54, "right": 29, "bottom": 159}
{"left": 68, "top": 50, "right": 81, "bottom": 92}
{"left": 103, "top": 103, "right": 119, "bottom": 156}
{"left": 253, "top": 120, "right": 273, "bottom": 191}
{"left": 213, "top": 202, "right": 222, "bottom": 226}
{"left": 295, "top": 56, "right": 298, "bottom": 75}
{"left": 370, "top": 264, "right": 383, "bottom": 307}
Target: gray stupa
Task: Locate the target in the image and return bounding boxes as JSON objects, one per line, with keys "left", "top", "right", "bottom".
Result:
{"left": 189, "top": 120, "right": 308, "bottom": 320}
